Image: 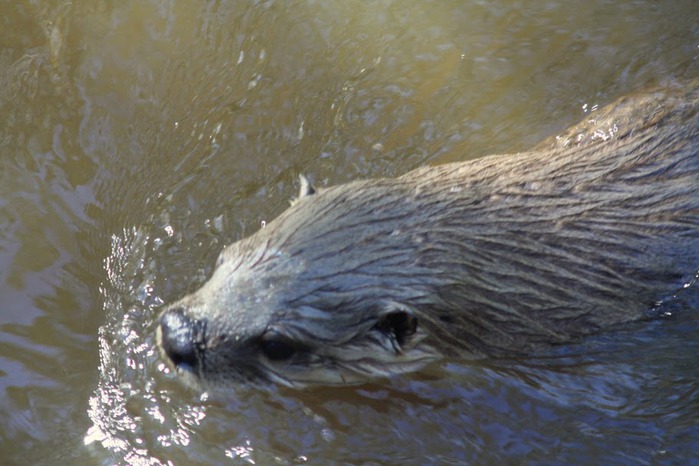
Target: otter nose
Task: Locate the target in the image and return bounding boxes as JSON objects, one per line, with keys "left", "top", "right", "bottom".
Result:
{"left": 158, "top": 308, "right": 202, "bottom": 370}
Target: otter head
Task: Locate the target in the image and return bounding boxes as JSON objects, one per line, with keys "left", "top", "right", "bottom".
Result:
{"left": 157, "top": 179, "right": 440, "bottom": 388}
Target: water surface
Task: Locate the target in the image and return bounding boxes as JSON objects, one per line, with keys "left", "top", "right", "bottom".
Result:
{"left": 1, "top": 1, "right": 698, "bottom": 464}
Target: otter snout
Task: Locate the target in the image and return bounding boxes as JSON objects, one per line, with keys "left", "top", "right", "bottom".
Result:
{"left": 158, "top": 308, "right": 204, "bottom": 372}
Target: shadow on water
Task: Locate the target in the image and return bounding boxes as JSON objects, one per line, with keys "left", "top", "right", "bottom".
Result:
{"left": 0, "top": 0, "right": 698, "bottom": 464}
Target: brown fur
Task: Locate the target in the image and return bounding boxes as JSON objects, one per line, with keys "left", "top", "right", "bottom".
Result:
{"left": 158, "top": 80, "right": 699, "bottom": 387}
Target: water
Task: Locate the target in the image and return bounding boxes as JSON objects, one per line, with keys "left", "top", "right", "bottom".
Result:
{"left": 1, "top": 1, "right": 698, "bottom": 464}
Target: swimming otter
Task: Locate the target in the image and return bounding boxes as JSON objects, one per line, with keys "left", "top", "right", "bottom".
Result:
{"left": 157, "top": 80, "right": 699, "bottom": 388}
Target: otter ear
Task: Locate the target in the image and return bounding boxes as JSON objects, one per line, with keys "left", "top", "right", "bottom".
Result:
{"left": 291, "top": 174, "right": 317, "bottom": 206}
{"left": 376, "top": 304, "right": 418, "bottom": 352}
{"left": 298, "top": 174, "right": 316, "bottom": 197}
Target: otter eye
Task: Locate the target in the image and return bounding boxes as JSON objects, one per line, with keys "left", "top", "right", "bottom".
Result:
{"left": 375, "top": 309, "right": 418, "bottom": 349}
{"left": 260, "top": 332, "right": 297, "bottom": 361}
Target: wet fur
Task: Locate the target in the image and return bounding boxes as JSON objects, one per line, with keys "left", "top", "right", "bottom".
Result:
{"left": 158, "top": 80, "right": 699, "bottom": 387}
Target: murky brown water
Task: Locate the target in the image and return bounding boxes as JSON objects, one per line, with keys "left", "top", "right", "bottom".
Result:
{"left": 1, "top": 1, "right": 698, "bottom": 465}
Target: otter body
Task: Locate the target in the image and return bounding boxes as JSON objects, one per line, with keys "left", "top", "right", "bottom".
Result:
{"left": 158, "top": 81, "right": 699, "bottom": 387}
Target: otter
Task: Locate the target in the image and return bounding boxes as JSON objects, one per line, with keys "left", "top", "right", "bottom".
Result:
{"left": 157, "top": 80, "right": 699, "bottom": 388}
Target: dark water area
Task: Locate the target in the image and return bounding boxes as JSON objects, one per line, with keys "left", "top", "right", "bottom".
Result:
{"left": 1, "top": 1, "right": 698, "bottom": 464}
